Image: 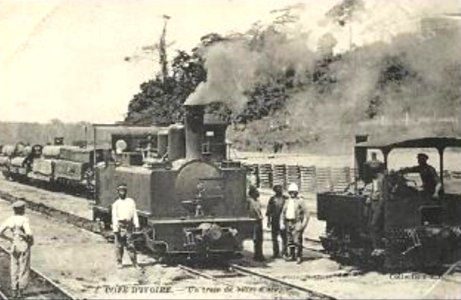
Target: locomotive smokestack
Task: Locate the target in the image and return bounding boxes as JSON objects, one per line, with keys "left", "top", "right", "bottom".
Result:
{"left": 184, "top": 104, "right": 205, "bottom": 160}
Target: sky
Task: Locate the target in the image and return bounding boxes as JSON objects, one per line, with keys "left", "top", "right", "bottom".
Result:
{"left": 1, "top": 0, "right": 459, "bottom": 123}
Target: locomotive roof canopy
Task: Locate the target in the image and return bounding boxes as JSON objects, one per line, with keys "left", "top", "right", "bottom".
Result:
{"left": 355, "top": 136, "right": 461, "bottom": 152}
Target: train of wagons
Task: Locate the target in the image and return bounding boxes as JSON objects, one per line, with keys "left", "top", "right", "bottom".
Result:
{"left": 0, "top": 104, "right": 256, "bottom": 260}
{"left": 0, "top": 139, "right": 108, "bottom": 197}
{"left": 317, "top": 135, "right": 461, "bottom": 271}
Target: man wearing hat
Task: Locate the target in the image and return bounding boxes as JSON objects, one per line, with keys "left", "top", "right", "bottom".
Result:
{"left": 0, "top": 201, "right": 34, "bottom": 298}
{"left": 247, "top": 185, "right": 265, "bottom": 261}
{"left": 281, "top": 183, "right": 309, "bottom": 264}
{"left": 398, "top": 153, "right": 441, "bottom": 199}
{"left": 112, "top": 183, "right": 140, "bottom": 269}
{"left": 266, "top": 184, "right": 288, "bottom": 258}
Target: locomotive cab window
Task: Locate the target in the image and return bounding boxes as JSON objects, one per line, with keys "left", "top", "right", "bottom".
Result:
{"left": 202, "top": 142, "right": 211, "bottom": 154}
{"left": 387, "top": 148, "right": 440, "bottom": 191}
{"left": 442, "top": 147, "right": 461, "bottom": 195}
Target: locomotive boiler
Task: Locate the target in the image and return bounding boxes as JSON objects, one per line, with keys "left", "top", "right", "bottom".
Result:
{"left": 317, "top": 135, "right": 461, "bottom": 271}
{"left": 93, "top": 105, "right": 255, "bottom": 259}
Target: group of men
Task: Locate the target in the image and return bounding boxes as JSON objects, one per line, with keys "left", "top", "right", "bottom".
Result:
{"left": 0, "top": 151, "right": 443, "bottom": 297}
{"left": 247, "top": 182, "right": 309, "bottom": 264}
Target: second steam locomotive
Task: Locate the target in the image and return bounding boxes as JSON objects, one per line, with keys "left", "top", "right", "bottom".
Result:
{"left": 317, "top": 135, "right": 461, "bottom": 271}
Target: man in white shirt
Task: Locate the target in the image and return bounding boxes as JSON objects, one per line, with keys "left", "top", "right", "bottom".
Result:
{"left": 112, "top": 183, "right": 140, "bottom": 269}
{"left": 0, "top": 200, "right": 34, "bottom": 298}
{"left": 281, "top": 183, "right": 309, "bottom": 264}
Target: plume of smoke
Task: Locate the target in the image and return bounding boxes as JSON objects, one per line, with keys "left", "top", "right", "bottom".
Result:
{"left": 190, "top": 0, "right": 461, "bottom": 151}
{"left": 184, "top": 40, "right": 260, "bottom": 111}
{"left": 184, "top": 8, "right": 315, "bottom": 112}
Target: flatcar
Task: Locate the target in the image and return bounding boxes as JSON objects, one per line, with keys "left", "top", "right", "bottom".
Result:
{"left": 9, "top": 144, "right": 43, "bottom": 182}
{"left": 317, "top": 135, "right": 461, "bottom": 271}
{"left": 0, "top": 139, "right": 107, "bottom": 197}
{"left": 28, "top": 145, "right": 107, "bottom": 195}
{"left": 0, "top": 144, "right": 15, "bottom": 178}
{"left": 0, "top": 143, "right": 36, "bottom": 181}
{"left": 93, "top": 104, "right": 255, "bottom": 260}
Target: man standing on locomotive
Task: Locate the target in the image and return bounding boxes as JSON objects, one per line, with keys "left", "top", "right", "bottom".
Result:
{"left": 247, "top": 185, "right": 265, "bottom": 262}
{"left": 266, "top": 184, "right": 288, "bottom": 258}
{"left": 0, "top": 201, "right": 34, "bottom": 298}
{"left": 366, "top": 167, "right": 386, "bottom": 256}
{"left": 397, "top": 153, "right": 442, "bottom": 200}
{"left": 281, "top": 183, "right": 309, "bottom": 264}
{"left": 112, "top": 183, "right": 140, "bottom": 269}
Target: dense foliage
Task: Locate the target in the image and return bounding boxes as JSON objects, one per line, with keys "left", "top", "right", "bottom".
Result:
{"left": 125, "top": 49, "right": 206, "bottom": 125}
{"left": 124, "top": 3, "right": 461, "bottom": 152}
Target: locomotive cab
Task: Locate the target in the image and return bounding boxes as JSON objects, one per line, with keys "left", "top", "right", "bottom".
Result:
{"left": 318, "top": 135, "right": 461, "bottom": 270}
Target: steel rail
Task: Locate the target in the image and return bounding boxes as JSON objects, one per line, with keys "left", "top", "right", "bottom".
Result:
{"left": 178, "top": 264, "right": 235, "bottom": 287}
{"left": 0, "top": 244, "right": 75, "bottom": 300}
{"left": 0, "top": 289, "right": 8, "bottom": 300}
{"left": 229, "top": 263, "right": 336, "bottom": 300}
{"left": 179, "top": 262, "right": 336, "bottom": 300}
{"left": 422, "top": 260, "right": 461, "bottom": 299}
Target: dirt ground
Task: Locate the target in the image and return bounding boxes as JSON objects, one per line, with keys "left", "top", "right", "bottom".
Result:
{"left": 0, "top": 147, "right": 459, "bottom": 299}
{"left": 0, "top": 190, "right": 446, "bottom": 299}
{"left": 424, "top": 269, "right": 461, "bottom": 299}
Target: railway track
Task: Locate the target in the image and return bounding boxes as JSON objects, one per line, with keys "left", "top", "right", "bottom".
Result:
{"left": 178, "top": 263, "right": 337, "bottom": 300}
{"left": 0, "top": 182, "right": 348, "bottom": 299}
{"left": 0, "top": 187, "right": 325, "bottom": 254}
{"left": 0, "top": 189, "right": 101, "bottom": 235}
{"left": 422, "top": 260, "right": 461, "bottom": 299}
{"left": 0, "top": 244, "right": 75, "bottom": 300}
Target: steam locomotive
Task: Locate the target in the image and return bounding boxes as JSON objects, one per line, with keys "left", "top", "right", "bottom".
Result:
{"left": 317, "top": 135, "right": 461, "bottom": 270}
{"left": 93, "top": 105, "right": 255, "bottom": 259}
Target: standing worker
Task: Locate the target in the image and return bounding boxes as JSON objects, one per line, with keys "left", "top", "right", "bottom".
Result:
{"left": 247, "top": 185, "right": 265, "bottom": 262}
{"left": 112, "top": 183, "right": 140, "bottom": 269}
{"left": 366, "top": 169, "right": 386, "bottom": 256}
{"left": 266, "top": 184, "right": 288, "bottom": 258}
{"left": 0, "top": 201, "right": 34, "bottom": 298}
{"left": 281, "top": 183, "right": 309, "bottom": 264}
{"left": 397, "top": 153, "right": 441, "bottom": 200}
